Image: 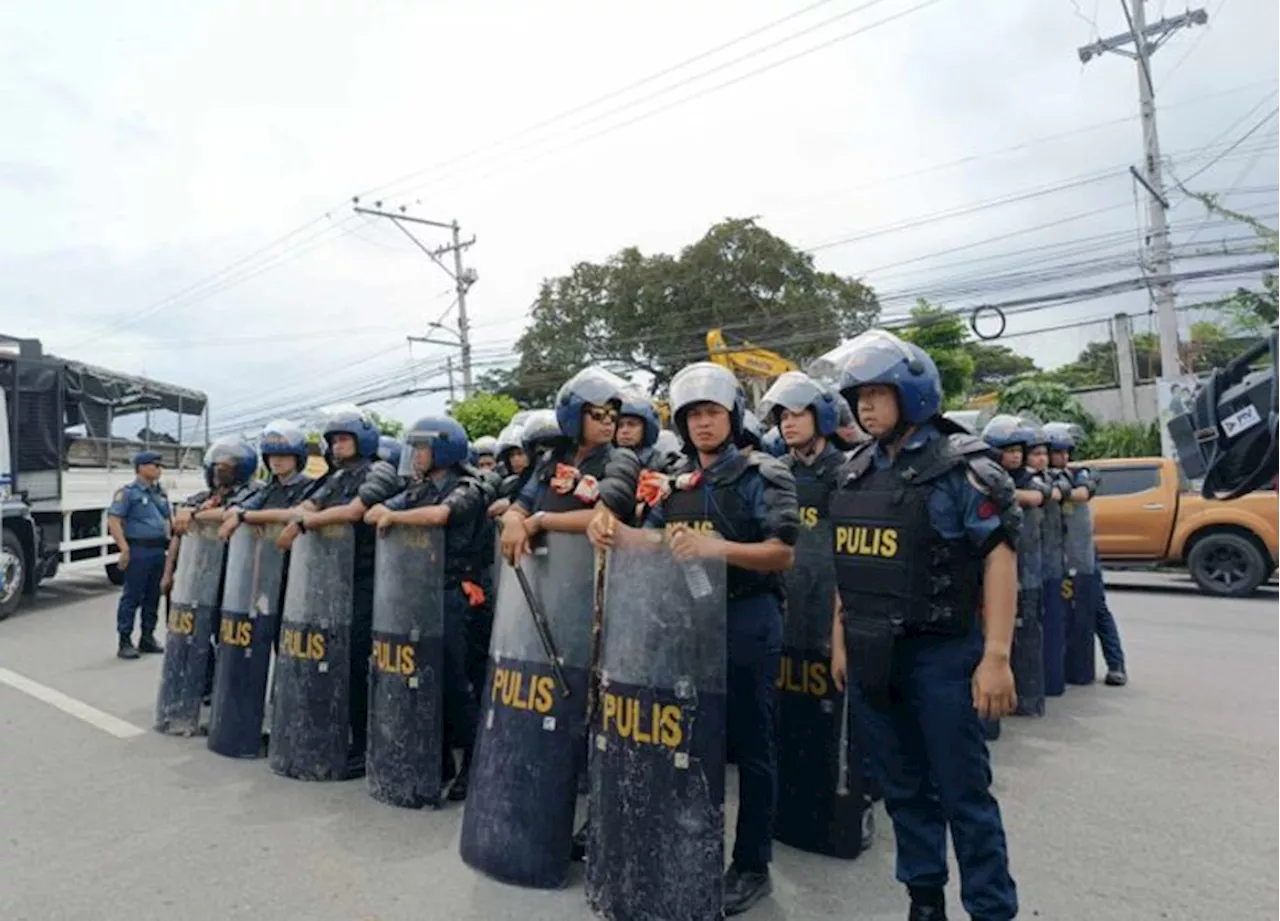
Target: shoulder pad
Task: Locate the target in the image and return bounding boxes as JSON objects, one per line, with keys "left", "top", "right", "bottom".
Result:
{"left": 838, "top": 441, "right": 876, "bottom": 484}
{"left": 945, "top": 432, "right": 998, "bottom": 461}
{"left": 747, "top": 452, "right": 797, "bottom": 492}
{"left": 964, "top": 453, "right": 1016, "bottom": 502}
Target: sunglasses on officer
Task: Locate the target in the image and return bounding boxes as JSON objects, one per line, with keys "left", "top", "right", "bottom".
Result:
{"left": 585, "top": 406, "right": 619, "bottom": 423}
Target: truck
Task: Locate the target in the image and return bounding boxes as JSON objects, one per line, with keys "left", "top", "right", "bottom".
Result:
{"left": 1, "top": 334, "right": 209, "bottom": 620}
{"left": 1086, "top": 456, "right": 1278, "bottom": 597}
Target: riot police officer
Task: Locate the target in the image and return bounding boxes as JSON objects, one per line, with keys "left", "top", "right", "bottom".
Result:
{"left": 472, "top": 436, "right": 499, "bottom": 472}
{"left": 279, "top": 405, "right": 402, "bottom": 778}
{"left": 219, "top": 420, "right": 316, "bottom": 540}
{"left": 759, "top": 370, "right": 874, "bottom": 859}
{"left": 107, "top": 450, "right": 172, "bottom": 659}
{"left": 365, "top": 416, "right": 495, "bottom": 801}
{"left": 828, "top": 330, "right": 1020, "bottom": 921}
{"left": 616, "top": 393, "right": 666, "bottom": 470}
{"left": 589, "top": 361, "right": 799, "bottom": 916}
{"left": 1044, "top": 422, "right": 1127, "bottom": 687}
{"left": 495, "top": 421, "right": 529, "bottom": 480}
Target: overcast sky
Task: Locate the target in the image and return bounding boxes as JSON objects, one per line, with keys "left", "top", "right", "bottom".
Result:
{"left": 1, "top": 0, "right": 1276, "bottom": 436}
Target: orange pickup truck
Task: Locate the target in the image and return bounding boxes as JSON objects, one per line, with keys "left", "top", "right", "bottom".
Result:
{"left": 1084, "top": 457, "right": 1278, "bottom": 597}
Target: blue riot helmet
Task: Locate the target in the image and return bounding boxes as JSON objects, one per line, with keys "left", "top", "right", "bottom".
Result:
{"left": 758, "top": 371, "right": 840, "bottom": 436}
{"left": 259, "top": 419, "right": 309, "bottom": 467}
{"left": 520, "top": 409, "right": 566, "bottom": 458}
{"left": 321, "top": 402, "right": 380, "bottom": 459}
{"left": 1043, "top": 421, "right": 1081, "bottom": 453}
{"left": 204, "top": 436, "right": 259, "bottom": 488}
{"left": 618, "top": 392, "right": 661, "bottom": 449}
{"left": 836, "top": 329, "right": 944, "bottom": 434}
{"left": 401, "top": 416, "right": 469, "bottom": 477}
{"left": 981, "top": 414, "right": 1026, "bottom": 449}
{"left": 761, "top": 426, "right": 787, "bottom": 457}
{"left": 737, "top": 409, "right": 764, "bottom": 451}
{"left": 555, "top": 366, "right": 631, "bottom": 444}
{"left": 376, "top": 435, "right": 402, "bottom": 469}
{"left": 669, "top": 362, "right": 745, "bottom": 448}
{"left": 1019, "top": 415, "right": 1048, "bottom": 448}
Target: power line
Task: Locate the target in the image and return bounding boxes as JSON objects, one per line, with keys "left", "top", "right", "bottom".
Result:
{"left": 1176, "top": 106, "right": 1280, "bottom": 185}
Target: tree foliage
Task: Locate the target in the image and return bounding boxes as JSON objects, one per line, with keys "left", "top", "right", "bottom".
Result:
{"left": 487, "top": 218, "right": 880, "bottom": 406}
{"left": 965, "top": 341, "right": 1038, "bottom": 389}
{"left": 449, "top": 392, "right": 519, "bottom": 440}
{"left": 1076, "top": 421, "right": 1161, "bottom": 460}
{"left": 1184, "top": 188, "right": 1279, "bottom": 336}
{"left": 896, "top": 300, "right": 974, "bottom": 407}
{"left": 366, "top": 410, "right": 403, "bottom": 438}
{"left": 996, "top": 378, "right": 1094, "bottom": 431}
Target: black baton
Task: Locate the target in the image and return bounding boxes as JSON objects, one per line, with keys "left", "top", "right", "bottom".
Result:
{"left": 511, "top": 561, "right": 571, "bottom": 697}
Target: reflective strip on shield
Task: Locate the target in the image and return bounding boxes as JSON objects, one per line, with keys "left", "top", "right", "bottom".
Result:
{"left": 367, "top": 524, "right": 445, "bottom": 809}
{"left": 208, "top": 525, "right": 287, "bottom": 757}
{"left": 460, "top": 532, "right": 594, "bottom": 889}
{"left": 269, "top": 525, "right": 356, "bottom": 781}
{"left": 155, "top": 523, "right": 225, "bottom": 736}
{"left": 774, "top": 520, "right": 870, "bottom": 858}
{"left": 586, "top": 541, "right": 727, "bottom": 921}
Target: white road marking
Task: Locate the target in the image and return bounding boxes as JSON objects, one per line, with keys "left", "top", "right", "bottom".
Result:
{"left": 0, "top": 667, "right": 146, "bottom": 739}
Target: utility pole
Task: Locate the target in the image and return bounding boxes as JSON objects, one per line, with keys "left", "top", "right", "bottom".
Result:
{"left": 446, "top": 356, "right": 456, "bottom": 405}
{"left": 1078, "top": 2, "right": 1208, "bottom": 380}
{"left": 352, "top": 200, "right": 478, "bottom": 396}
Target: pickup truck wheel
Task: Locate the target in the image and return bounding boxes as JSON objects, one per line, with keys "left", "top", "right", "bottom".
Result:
{"left": 0, "top": 529, "right": 27, "bottom": 621}
{"left": 1188, "top": 533, "right": 1267, "bottom": 598}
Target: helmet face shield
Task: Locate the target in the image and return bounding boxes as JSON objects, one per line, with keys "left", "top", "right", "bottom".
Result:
{"left": 759, "top": 371, "right": 826, "bottom": 421}
{"left": 835, "top": 330, "right": 919, "bottom": 386}
{"left": 669, "top": 363, "right": 740, "bottom": 417}
{"left": 557, "top": 367, "right": 631, "bottom": 409}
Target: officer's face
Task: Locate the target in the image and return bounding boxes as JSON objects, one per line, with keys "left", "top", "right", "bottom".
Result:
{"left": 1050, "top": 449, "right": 1069, "bottom": 468}
{"left": 779, "top": 408, "right": 816, "bottom": 446}
{"left": 855, "top": 385, "right": 899, "bottom": 437}
{"left": 267, "top": 455, "right": 298, "bottom": 478}
{"left": 999, "top": 446, "right": 1023, "bottom": 471}
{"left": 686, "top": 402, "right": 731, "bottom": 452}
{"left": 582, "top": 404, "right": 618, "bottom": 448}
{"left": 330, "top": 434, "right": 357, "bottom": 461}
{"left": 506, "top": 449, "right": 529, "bottom": 474}
{"left": 413, "top": 445, "right": 433, "bottom": 475}
{"left": 213, "top": 461, "right": 238, "bottom": 487}
{"left": 616, "top": 416, "right": 645, "bottom": 448}
{"left": 1027, "top": 446, "right": 1049, "bottom": 471}
{"left": 137, "top": 461, "right": 162, "bottom": 483}
{"left": 477, "top": 455, "right": 496, "bottom": 471}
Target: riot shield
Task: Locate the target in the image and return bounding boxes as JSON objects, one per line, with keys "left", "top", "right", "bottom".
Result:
{"left": 367, "top": 525, "right": 445, "bottom": 808}
{"left": 773, "top": 520, "right": 869, "bottom": 858}
{"left": 1013, "top": 503, "right": 1045, "bottom": 717}
{"left": 1040, "top": 497, "right": 1066, "bottom": 697}
{"left": 459, "top": 532, "right": 595, "bottom": 889}
{"left": 155, "top": 522, "right": 225, "bottom": 736}
{"left": 207, "top": 525, "right": 288, "bottom": 757}
{"left": 269, "top": 524, "right": 356, "bottom": 781}
{"left": 1062, "top": 500, "right": 1098, "bottom": 686}
{"left": 586, "top": 540, "right": 727, "bottom": 921}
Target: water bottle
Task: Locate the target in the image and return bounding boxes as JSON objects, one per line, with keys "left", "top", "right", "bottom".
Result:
{"left": 682, "top": 560, "right": 714, "bottom": 599}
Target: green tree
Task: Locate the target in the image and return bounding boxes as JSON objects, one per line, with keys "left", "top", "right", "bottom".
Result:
{"left": 1076, "top": 421, "right": 1161, "bottom": 460}
{"left": 897, "top": 300, "right": 974, "bottom": 407}
{"left": 366, "top": 410, "right": 403, "bottom": 438}
{"left": 964, "top": 341, "right": 1038, "bottom": 390}
{"left": 490, "top": 218, "right": 880, "bottom": 403}
{"left": 996, "top": 378, "right": 1094, "bottom": 431}
{"left": 450, "top": 392, "right": 519, "bottom": 439}
{"left": 1183, "top": 188, "right": 1278, "bottom": 335}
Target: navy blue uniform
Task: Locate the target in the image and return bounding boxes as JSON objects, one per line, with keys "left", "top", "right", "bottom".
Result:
{"left": 1066, "top": 467, "right": 1127, "bottom": 673}
{"left": 645, "top": 445, "right": 800, "bottom": 872}
{"left": 385, "top": 468, "right": 494, "bottom": 755}
{"left": 109, "top": 479, "right": 172, "bottom": 639}
{"left": 833, "top": 424, "right": 1019, "bottom": 921}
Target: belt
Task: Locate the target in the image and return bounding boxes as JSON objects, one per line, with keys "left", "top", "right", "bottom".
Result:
{"left": 127, "top": 537, "right": 169, "bottom": 549}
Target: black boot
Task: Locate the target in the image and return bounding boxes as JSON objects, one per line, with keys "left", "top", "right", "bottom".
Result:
{"left": 117, "top": 636, "right": 139, "bottom": 660}
{"left": 137, "top": 632, "right": 163, "bottom": 654}
{"left": 447, "top": 751, "right": 470, "bottom": 802}
{"left": 724, "top": 864, "right": 772, "bottom": 916}
{"left": 1105, "top": 667, "right": 1128, "bottom": 686}
{"left": 569, "top": 823, "right": 588, "bottom": 863}
{"left": 907, "top": 886, "right": 947, "bottom": 921}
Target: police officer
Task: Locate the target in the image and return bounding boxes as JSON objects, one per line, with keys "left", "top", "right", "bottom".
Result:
{"left": 365, "top": 415, "right": 495, "bottom": 800}
{"left": 589, "top": 361, "right": 799, "bottom": 916}
{"left": 218, "top": 420, "right": 315, "bottom": 541}
{"left": 495, "top": 421, "right": 530, "bottom": 480}
{"left": 488, "top": 411, "right": 560, "bottom": 518}
{"left": 616, "top": 393, "right": 666, "bottom": 470}
{"left": 107, "top": 450, "right": 172, "bottom": 659}
{"left": 280, "top": 405, "right": 403, "bottom": 778}
{"left": 828, "top": 330, "right": 1020, "bottom": 921}
{"left": 472, "top": 436, "right": 499, "bottom": 472}
{"left": 1045, "top": 423, "right": 1128, "bottom": 687}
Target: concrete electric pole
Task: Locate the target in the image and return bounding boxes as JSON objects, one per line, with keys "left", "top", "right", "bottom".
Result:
{"left": 1078, "top": 1, "right": 1208, "bottom": 380}
{"left": 352, "top": 201, "right": 478, "bottom": 397}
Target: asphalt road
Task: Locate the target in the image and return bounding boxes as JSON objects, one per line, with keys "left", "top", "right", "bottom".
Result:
{"left": 1, "top": 572, "right": 1276, "bottom": 921}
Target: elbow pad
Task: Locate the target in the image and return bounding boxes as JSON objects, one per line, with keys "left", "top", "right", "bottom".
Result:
{"left": 965, "top": 455, "right": 1023, "bottom": 547}
{"left": 357, "top": 460, "right": 403, "bottom": 507}
{"left": 598, "top": 447, "right": 642, "bottom": 519}
{"left": 753, "top": 455, "right": 801, "bottom": 547}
